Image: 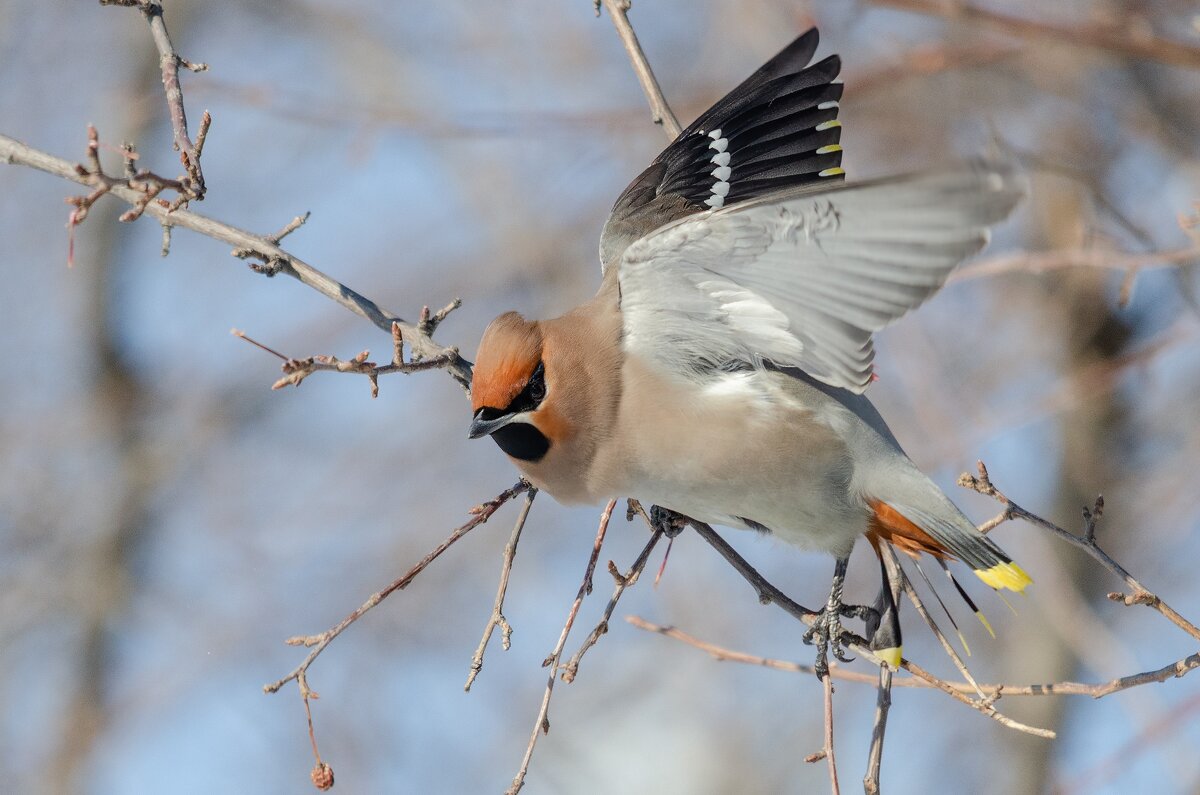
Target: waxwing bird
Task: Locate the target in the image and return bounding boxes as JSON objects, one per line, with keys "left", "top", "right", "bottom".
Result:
{"left": 468, "top": 28, "right": 1030, "bottom": 676}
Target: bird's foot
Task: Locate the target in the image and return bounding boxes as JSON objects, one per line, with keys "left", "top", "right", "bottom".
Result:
{"left": 803, "top": 602, "right": 872, "bottom": 680}
{"left": 649, "top": 505, "right": 689, "bottom": 538}
{"left": 803, "top": 556, "right": 874, "bottom": 680}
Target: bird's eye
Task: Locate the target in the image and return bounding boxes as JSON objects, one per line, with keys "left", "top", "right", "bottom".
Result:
{"left": 526, "top": 362, "right": 546, "bottom": 405}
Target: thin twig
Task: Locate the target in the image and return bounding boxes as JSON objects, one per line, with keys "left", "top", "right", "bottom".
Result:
{"left": 297, "top": 669, "right": 334, "bottom": 790}
{"left": 626, "top": 617, "right": 1200, "bottom": 698}
{"left": 231, "top": 328, "right": 460, "bottom": 397}
{"left": 507, "top": 499, "right": 617, "bottom": 795}
{"left": 263, "top": 480, "right": 530, "bottom": 697}
{"left": 892, "top": 660, "right": 1055, "bottom": 738}
{"left": 818, "top": 672, "right": 841, "bottom": 795}
{"left": 594, "top": 0, "right": 681, "bottom": 139}
{"left": 688, "top": 520, "right": 821, "bottom": 626}
{"left": 466, "top": 487, "right": 538, "bottom": 691}
{"left": 561, "top": 522, "right": 664, "bottom": 683}
{"left": 627, "top": 617, "right": 1056, "bottom": 738}
{"left": 103, "top": 0, "right": 210, "bottom": 199}
{"left": 960, "top": 461, "right": 1200, "bottom": 643}
{"left": 233, "top": 211, "right": 311, "bottom": 275}
{"left": 863, "top": 665, "right": 892, "bottom": 795}
{"left": 882, "top": 545, "right": 986, "bottom": 698}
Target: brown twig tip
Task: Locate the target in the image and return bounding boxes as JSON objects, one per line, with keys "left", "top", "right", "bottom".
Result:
{"left": 233, "top": 212, "right": 309, "bottom": 274}
{"left": 1083, "top": 495, "right": 1104, "bottom": 541}
{"left": 310, "top": 762, "right": 334, "bottom": 790}
{"left": 232, "top": 324, "right": 457, "bottom": 395}
{"left": 195, "top": 110, "right": 211, "bottom": 153}
{"left": 391, "top": 322, "right": 405, "bottom": 367}
{"left": 65, "top": 124, "right": 204, "bottom": 246}
{"left": 965, "top": 462, "right": 1200, "bottom": 644}
{"left": 230, "top": 328, "right": 288, "bottom": 361}
{"left": 465, "top": 488, "right": 537, "bottom": 692}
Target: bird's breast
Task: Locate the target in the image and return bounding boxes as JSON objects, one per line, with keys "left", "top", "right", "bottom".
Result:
{"left": 589, "top": 358, "right": 866, "bottom": 552}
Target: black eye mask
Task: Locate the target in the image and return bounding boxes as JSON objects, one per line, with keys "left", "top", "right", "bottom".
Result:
{"left": 507, "top": 361, "right": 546, "bottom": 415}
{"left": 472, "top": 362, "right": 550, "bottom": 462}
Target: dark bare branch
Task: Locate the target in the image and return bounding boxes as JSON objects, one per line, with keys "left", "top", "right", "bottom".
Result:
{"left": 0, "top": 133, "right": 474, "bottom": 390}
{"left": 960, "top": 461, "right": 1200, "bottom": 643}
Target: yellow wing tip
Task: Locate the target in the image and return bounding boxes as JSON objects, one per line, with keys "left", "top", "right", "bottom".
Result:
{"left": 875, "top": 646, "right": 902, "bottom": 670}
{"left": 975, "top": 562, "right": 1032, "bottom": 592}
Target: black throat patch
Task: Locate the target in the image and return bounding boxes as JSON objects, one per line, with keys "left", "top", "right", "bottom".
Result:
{"left": 492, "top": 422, "right": 549, "bottom": 462}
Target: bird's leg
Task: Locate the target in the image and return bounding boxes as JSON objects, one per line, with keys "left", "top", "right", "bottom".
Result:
{"left": 802, "top": 556, "right": 863, "bottom": 679}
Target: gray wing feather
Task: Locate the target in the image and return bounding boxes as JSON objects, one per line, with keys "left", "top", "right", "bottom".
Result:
{"left": 889, "top": 503, "right": 1014, "bottom": 571}
{"left": 618, "top": 161, "right": 1026, "bottom": 392}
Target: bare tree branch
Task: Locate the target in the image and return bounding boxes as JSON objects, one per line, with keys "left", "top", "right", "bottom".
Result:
{"left": 466, "top": 487, "right": 538, "bottom": 691}
{"left": 0, "top": 133, "right": 473, "bottom": 390}
{"left": 627, "top": 617, "right": 1200, "bottom": 701}
{"left": 231, "top": 324, "right": 461, "bottom": 397}
{"left": 507, "top": 499, "right": 617, "bottom": 795}
{"left": 804, "top": 671, "right": 841, "bottom": 795}
{"left": 863, "top": 665, "right": 892, "bottom": 795}
{"left": 561, "top": 506, "right": 664, "bottom": 683}
{"left": 594, "top": 0, "right": 681, "bottom": 139}
{"left": 961, "top": 461, "right": 1200, "bottom": 643}
{"left": 101, "top": 0, "right": 210, "bottom": 199}
{"left": 262, "top": 480, "right": 531, "bottom": 787}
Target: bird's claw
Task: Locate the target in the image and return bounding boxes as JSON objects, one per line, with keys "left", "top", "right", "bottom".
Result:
{"left": 803, "top": 605, "right": 856, "bottom": 679}
{"left": 803, "top": 602, "right": 874, "bottom": 679}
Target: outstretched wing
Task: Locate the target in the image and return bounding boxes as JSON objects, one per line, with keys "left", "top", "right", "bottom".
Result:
{"left": 599, "top": 28, "right": 845, "bottom": 270}
{"left": 617, "top": 162, "right": 1026, "bottom": 393}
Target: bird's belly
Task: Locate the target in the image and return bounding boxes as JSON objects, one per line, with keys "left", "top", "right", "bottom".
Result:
{"left": 593, "top": 365, "right": 867, "bottom": 555}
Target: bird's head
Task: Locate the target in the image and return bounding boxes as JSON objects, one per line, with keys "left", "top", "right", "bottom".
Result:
{"left": 469, "top": 312, "right": 559, "bottom": 462}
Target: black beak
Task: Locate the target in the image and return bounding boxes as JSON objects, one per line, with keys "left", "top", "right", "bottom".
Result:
{"left": 469, "top": 408, "right": 516, "bottom": 439}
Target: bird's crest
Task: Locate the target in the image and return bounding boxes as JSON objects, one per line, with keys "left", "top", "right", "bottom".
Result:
{"left": 472, "top": 312, "right": 544, "bottom": 412}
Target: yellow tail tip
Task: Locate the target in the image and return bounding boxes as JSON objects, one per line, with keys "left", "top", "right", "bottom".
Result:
{"left": 975, "top": 562, "right": 1032, "bottom": 592}
{"left": 875, "top": 646, "right": 902, "bottom": 670}
{"left": 975, "top": 610, "right": 996, "bottom": 640}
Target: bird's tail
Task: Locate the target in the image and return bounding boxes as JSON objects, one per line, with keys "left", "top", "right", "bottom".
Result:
{"left": 863, "top": 499, "right": 1028, "bottom": 666}
{"left": 866, "top": 499, "right": 1031, "bottom": 592}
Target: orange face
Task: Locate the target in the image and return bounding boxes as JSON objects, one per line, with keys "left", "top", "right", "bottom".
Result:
{"left": 471, "top": 312, "right": 544, "bottom": 413}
